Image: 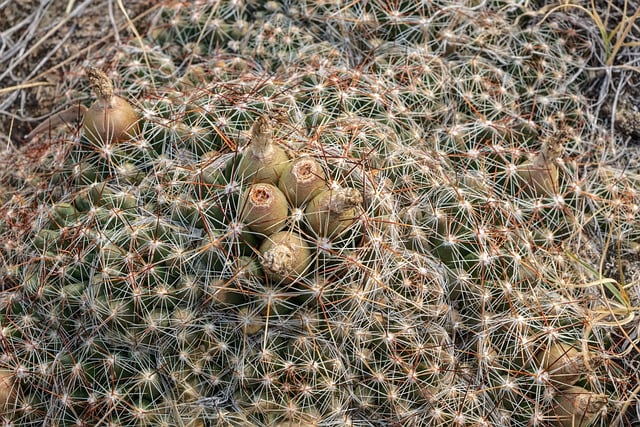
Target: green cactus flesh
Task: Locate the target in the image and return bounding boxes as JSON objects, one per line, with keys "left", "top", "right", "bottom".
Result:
{"left": 1, "top": 1, "right": 638, "bottom": 426}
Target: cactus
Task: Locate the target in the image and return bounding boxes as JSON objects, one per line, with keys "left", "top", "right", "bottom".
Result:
{"left": 236, "top": 116, "right": 290, "bottom": 185}
{"left": 259, "top": 231, "right": 311, "bottom": 284}
{"left": 551, "top": 386, "right": 608, "bottom": 427}
{"left": 239, "top": 183, "right": 289, "bottom": 235}
{"left": 1, "top": 0, "right": 638, "bottom": 426}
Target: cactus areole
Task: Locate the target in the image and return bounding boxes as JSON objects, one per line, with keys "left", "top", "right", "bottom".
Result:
{"left": 83, "top": 67, "right": 139, "bottom": 144}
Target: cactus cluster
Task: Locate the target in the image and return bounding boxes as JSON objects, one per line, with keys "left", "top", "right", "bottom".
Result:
{"left": 1, "top": 0, "right": 638, "bottom": 426}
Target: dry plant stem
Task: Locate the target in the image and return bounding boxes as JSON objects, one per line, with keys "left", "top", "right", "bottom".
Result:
{"left": 0, "top": 81, "right": 53, "bottom": 96}
{"left": 613, "top": 383, "right": 640, "bottom": 425}
{"left": 25, "top": 104, "right": 88, "bottom": 139}
{"left": 0, "top": 1, "right": 77, "bottom": 81}
{"left": 116, "top": 0, "right": 156, "bottom": 88}
{"left": 606, "top": 0, "right": 640, "bottom": 66}
{"left": 19, "top": 4, "right": 159, "bottom": 86}
{"left": 535, "top": 0, "right": 640, "bottom": 66}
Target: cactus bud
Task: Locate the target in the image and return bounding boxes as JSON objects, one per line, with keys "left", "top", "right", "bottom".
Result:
{"left": 278, "top": 157, "right": 327, "bottom": 207}
{"left": 259, "top": 231, "right": 311, "bottom": 284}
{"left": 0, "top": 369, "right": 15, "bottom": 411}
{"left": 516, "top": 143, "right": 560, "bottom": 196}
{"left": 551, "top": 386, "right": 607, "bottom": 427}
{"left": 305, "top": 187, "right": 362, "bottom": 237}
{"left": 535, "top": 342, "right": 590, "bottom": 387}
{"left": 236, "top": 115, "right": 289, "bottom": 184}
{"left": 83, "top": 68, "right": 139, "bottom": 145}
{"left": 239, "top": 183, "right": 288, "bottom": 234}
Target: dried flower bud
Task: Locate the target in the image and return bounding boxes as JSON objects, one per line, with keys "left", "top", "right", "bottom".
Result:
{"left": 552, "top": 386, "right": 607, "bottom": 427}
{"left": 83, "top": 68, "right": 139, "bottom": 145}
{"left": 237, "top": 115, "right": 289, "bottom": 184}
{"left": 260, "top": 231, "right": 311, "bottom": 284}
{"left": 535, "top": 342, "right": 589, "bottom": 387}
{"left": 305, "top": 187, "right": 362, "bottom": 236}
{"left": 239, "top": 183, "right": 289, "bottom": 234}
{"left": 278, "top": 157, "right": 327, "bottom": 206}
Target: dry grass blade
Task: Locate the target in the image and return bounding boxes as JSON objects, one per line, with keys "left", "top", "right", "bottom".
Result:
{"left": 0, "top": 0, "right": 156, "bottom": 144}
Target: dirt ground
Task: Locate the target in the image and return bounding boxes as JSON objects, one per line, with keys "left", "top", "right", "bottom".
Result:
{"left": 0, "top": 0, "right": 155, "bottom": 146}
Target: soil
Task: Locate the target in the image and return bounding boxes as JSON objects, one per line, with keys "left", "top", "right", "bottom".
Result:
{"left": 0, "top": 0, "right": 156, "bottom": 146}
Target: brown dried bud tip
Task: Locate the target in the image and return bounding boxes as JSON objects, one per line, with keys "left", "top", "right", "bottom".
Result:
{"left": 263, "top": 244, "right": 295, "bottom": 276}
{"left": 250, "top": 115, "right": 273, "bottom": 157}
{"left": 331, "top": 187, "right": 363, "bottom": 213}
{"left": 86, "top": 67, "right": 114, "bottom": 100}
